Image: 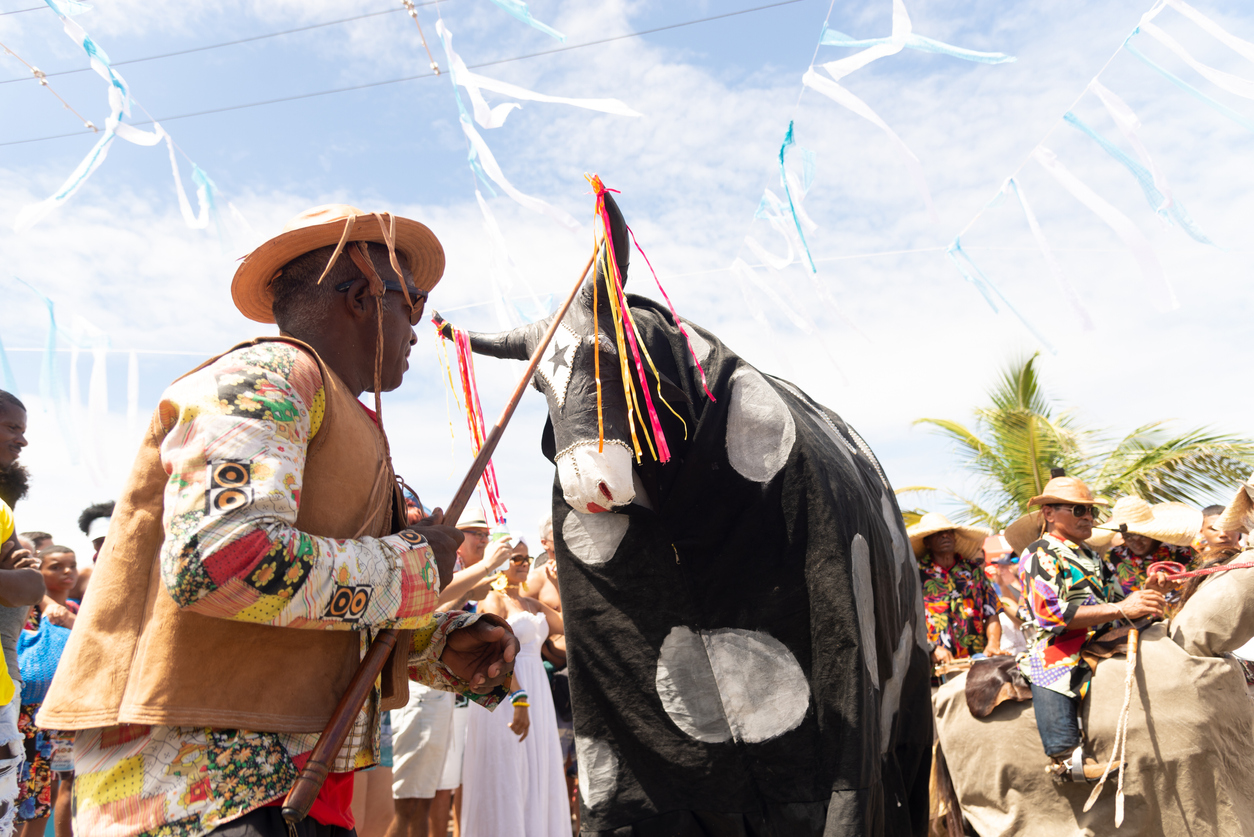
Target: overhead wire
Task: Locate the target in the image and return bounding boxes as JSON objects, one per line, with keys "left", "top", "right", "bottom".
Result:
{"left": 0, "top": 0, "right": 807, "bottom": 147}
{"left": 0, "top": 39, "right": 99, "bottom": 129}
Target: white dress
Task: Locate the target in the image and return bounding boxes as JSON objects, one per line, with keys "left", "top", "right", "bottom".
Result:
{"left": 460, "top": 609, "right": 569, "bottom": 837}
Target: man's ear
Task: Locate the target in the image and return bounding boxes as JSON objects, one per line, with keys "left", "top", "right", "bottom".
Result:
{"left": 341, "top": 277, "right": 374, "bottom": 321}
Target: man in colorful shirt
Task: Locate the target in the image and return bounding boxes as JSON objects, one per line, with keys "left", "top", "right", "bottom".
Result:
{"left": 1017, "top": 474, "right": 1166, "bottom": 781}
{"left": 1098, "top": 497, "right": 1200, "bottom": 596}
{"left": 907, "top": 512, "right": 1003, "bottom": 667}
{"left": 39, "top": 206, "right": 520, "bottom": 837}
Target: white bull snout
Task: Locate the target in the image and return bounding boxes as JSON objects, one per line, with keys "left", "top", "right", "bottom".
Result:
{"left": 555, "top": 442, "right": 635, "bottom": 514}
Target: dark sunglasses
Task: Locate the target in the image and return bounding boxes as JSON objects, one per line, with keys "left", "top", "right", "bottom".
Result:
{"left": 509, "top": 555, "right": 531, "bottom": 565}
{"left": 335, "top": 278, "right": 428, "bottom": 326}
{"left": 1050, "top": 503, "right": 1096, "bottom": 519}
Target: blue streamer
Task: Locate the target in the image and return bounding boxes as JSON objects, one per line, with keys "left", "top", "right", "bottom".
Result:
{"left": 1124, "top": 38, "right": 1254, "bottom": 133}
{"left": 1063, "top": 111, "right": 1217, "bottom": 247}
{"left": 820, "top": 24, "right": 1015, "bottom": 64}
{"left": 191, "top": 164, "right": 234, "bottom": 253}
{"left": 43, "top": 0, "right": 91, "bottom": 16}
{"left": 946, "top": 240, "right": 1055, "bottom": 353}
{"left": 14, "top": 278, "right": 79, "bottom": 461}
{"left": 778, "top": 121, "right": 817, "bottom": 273}
{"left": 487, "top": 0, "right": 566, "bottom": 43}
{"left": 439, "top": 25, "right": 500, "bottom": 197}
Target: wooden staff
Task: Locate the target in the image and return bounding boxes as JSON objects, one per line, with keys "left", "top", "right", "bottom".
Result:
{"left": 282, "top": 244, "right": 599, "bottom": 825}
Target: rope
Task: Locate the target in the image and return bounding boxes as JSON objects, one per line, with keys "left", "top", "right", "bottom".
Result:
{"left": 1147, "top": 559, "right": 1254, "bottom": 580}
{"left": 1083, "top": 626, "right": 1138, "bottom": 824}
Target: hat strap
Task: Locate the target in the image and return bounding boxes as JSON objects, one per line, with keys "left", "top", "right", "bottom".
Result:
{"left": 374, "top": 212, "right": 414, "bottom": 310}
{"left": 315, "top": 213, "right": 359, "bottom": 285}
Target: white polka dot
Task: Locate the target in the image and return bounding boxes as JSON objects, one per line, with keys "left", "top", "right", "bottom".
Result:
{"left": 725, "top": 368, "right": 796, "bottom": 483}
{"left": 879, "top": 625, "right": 913, "bottom": 755}
{"left": 656, "top": 626, "right": 810, "bottom": 744}
{"left": 852, "top": 534, "right": 879, "bottom": 689}
{"left": 562, "top": 510, "right": 629, "bottom": 565}
{"left": 575, "top": 737, "right": 618, "bottom": 810}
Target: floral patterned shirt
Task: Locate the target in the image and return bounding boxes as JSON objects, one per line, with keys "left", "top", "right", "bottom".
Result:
{"left": 1018, "top": 533, "right": 1124, "bottom": 697}
{"left": 918, "top": 553, "right": 998, "bottom": 659}
{"left": 68, "top": 343, "right": 507, "bottom": 837}
{"left": 1103, "top": 542, "right": 1197, "bottom": 596}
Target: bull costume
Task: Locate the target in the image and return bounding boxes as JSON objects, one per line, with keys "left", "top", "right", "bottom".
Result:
{"left": 39, "top": 206, "right": 515, "bottom": 837}
{"left": 440, "top": 191, "right": 934, "bottom": 835}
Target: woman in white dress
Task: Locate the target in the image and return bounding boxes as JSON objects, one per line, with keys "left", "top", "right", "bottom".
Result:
{"left": 461, "top": 551, "right": 569, "bottom": 837}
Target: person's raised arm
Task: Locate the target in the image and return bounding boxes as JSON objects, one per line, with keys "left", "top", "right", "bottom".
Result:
{"left": 0, "top": 537, "right": 44, "bottom": 607}
{"left": 437, "top": 540, "right": 514, "bottom": 607}
{"left": 536, "top": 599, "right": 564, "bottom": 637}
{"left": 156, "top": 344, "right": 445, "bottom": 631}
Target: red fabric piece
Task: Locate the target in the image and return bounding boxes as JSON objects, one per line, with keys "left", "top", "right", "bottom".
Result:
{"left": 263, "top": 767, "right": 355, "bottom": 830}
{"left": 201, "top": 529, "right": 272, "bottom": 586}
{"left": 357, "top": 401, "right": 380, "bottom": 427}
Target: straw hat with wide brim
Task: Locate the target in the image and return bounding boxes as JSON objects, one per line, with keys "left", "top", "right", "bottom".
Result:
{"left": 907, "top": 512, "right": 991, "bottom": 562}
{"left": 1004, "top": 509, "right": 1115, "bottom": 555}
{"left": 231, "top": 204, "right": 445, "bottom": 324}
{"left": 1096, "top": 496, "right": 1202, "bottom": 548}
{"left": 1216, "top": 475, "right": 1254, "bottom": 534}
{"left": 1027, "top": 475, "right": 1110, "bottom": 508}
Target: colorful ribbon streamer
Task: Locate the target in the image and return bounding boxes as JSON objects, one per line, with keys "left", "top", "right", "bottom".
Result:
{"left": 945, "top": 240, "right": 1055, "bottom": 353}
{"left": 436, "top": 21, "right": 639, "bottom": 129}
{"left": 1006, "top": 177, "right": 1094, "bottom": 331}
{"left": 486, "top": 0, "right": 565, "bottom": 42}
{"left": 1062, "top": 111, "right": 1216, "bottom": 246}
{"left": 1032, "top": 145, "right": 1177, "bottom": 312}
{"left": 449, "top": 326, "right": 507, "bottom": 524}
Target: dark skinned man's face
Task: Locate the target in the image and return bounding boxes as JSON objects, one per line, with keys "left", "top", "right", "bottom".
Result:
{"left": 1123, "top": 533, "right": 1159, "bottom": 557}
{"left": 0, "top": 405, "right": 28, "bottom": 469}
{"left": 1041, "top": 504, "right": 1094, "bottom": 543}
{"left": 924, "top": 529, "right": 957, "bottom": 557}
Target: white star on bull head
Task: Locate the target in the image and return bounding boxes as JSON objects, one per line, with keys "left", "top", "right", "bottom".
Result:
{"left": 535, "top": 323, "right": 579, "bottom": 408}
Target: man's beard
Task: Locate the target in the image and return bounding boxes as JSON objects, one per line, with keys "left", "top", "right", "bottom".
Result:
{"left": 0, "top": 462, "right": 30, "bottom": 508}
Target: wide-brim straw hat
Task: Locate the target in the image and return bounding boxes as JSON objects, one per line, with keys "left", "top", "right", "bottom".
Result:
{"left": 1096, "top": 496, "right": 1201, "bottom": 548}
{"left": 1004, "top": 509, "right": 1115, "bottom": 555}
{"left": 907, "top": 512, "right": 991, "bottom": 562}
{"left": 1027, "top": 475, "right": 1109, "bottom": 508}
{"left": 232, "top": 204, "right": 445, "bottom": 324}
{"left": 1217, "top": 474, "right": 1254, "bottom": 534}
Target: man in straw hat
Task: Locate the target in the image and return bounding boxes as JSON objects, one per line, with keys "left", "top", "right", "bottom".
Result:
{"left": 38, "top": 206, "right": 520, "bottom": 837}
{"left": 1015, "top": 471, "right": 1167, "bottom": 781}
{"left": 1098, "top": 497, "right": 1199, "bottom": 597}
{"left": 907, "top": 512, "right": 1005, "bottom": 669}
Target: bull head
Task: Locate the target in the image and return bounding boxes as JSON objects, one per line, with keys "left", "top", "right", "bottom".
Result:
{"left": 435, "top": 193, "right": 653, "bottom": 514}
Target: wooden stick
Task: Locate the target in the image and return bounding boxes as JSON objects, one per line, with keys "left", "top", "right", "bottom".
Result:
{"left": 282, "top": 243, "right": 599, "bottom": 825}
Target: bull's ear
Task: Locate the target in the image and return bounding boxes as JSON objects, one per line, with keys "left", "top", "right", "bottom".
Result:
{"left": 580, "top": 191, "right": 632, "bottom": 307}
{"left": 541, "top": 417, "right": 557, "bottom": 462}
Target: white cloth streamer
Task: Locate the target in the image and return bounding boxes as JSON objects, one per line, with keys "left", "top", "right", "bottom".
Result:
{"left": 438, "top": 21, "right": 640, "bottom": 129}
{"left": 803, "top": 68, "right": 938, "bottom": 221}
{"left": 1165, "top": 0, "right": 1254, "bottom": 64}
{"left": 1033, "top": 146, "right": 1177, "bottom": 312}
{"left": 1089, "top": 80, "right": 1172, "bottom": 212}
{"left": 730, "top": 258, "right": 813, "bottom": 334}
{"left": 1141, "top": 22, "right": 1254, "bottom": 100}
{"left": 159, "top": 125, "right": 210, "bottom": 229}
{"left": 1007, "top": 177, "right": 1094, "bottom": 330}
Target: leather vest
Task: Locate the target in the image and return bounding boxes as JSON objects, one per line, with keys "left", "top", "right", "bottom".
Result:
{"left": 40, "top": 337, "right": 412, "bottom": 733}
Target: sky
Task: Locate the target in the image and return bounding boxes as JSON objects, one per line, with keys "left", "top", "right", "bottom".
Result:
{"left": 2, "top": 0, "right": 1254, "bottom": 561}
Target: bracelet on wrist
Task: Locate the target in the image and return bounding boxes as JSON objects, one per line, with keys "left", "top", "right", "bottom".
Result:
{"left": 512, "top": 700, "right": 530, "bottom": 708}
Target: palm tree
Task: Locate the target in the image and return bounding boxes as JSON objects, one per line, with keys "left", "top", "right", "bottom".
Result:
{"left": 910, "top": 354, "right": 1254, "bottom": 531}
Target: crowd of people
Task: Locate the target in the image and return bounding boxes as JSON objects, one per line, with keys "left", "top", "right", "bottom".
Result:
{"left": 908, "top": 470, "right": 1253, "bottom": 781}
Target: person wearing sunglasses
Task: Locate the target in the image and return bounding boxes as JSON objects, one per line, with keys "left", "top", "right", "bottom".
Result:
{"left": 1016, "top": 472, "right": 1167, "bottom": 782}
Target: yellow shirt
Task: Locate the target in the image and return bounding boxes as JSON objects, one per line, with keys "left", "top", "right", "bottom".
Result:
{"left": 0, "top": 500, "right": 18, "bottom": 705}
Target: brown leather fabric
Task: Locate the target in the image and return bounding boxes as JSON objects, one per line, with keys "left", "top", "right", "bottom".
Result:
{"left": 963, "top": 657, "right": 1032, "bottom": 718}
{"left": 41, "top": 337, "right": 411, "bottom": 732}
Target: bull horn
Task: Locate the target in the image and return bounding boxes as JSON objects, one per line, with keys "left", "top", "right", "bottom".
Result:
{"left": 432, "top": 311, "right": 554, "bottom": 362}
{"left": 581, "top": 190, "right": 631, "bottom": 308}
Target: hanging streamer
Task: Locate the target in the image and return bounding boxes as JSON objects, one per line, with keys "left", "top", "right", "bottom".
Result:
{"left": 1006, "top": 177, "right": 1094, "bottom": 330}
{"left": 436, "top": 21, "right": 640, "bottom": 129}
{"left": 819, "top": 26, "right": 1015, "bottom": 64}
{"left": 730, "top": 258, "right": 813, "bottom": 334}
{"left": 1163, "top": 0, "right": 1254, "bottom": 63}
{"left": 1032, "top": 145, "right": 1177, "bottom": 312}
{"left": 476, "top": 190, "right": 550, "bottom": 322}
{"left": 15, "top": 278, "right": 79, "bottom": 461}
{"left": 1123, "top": 40, "right": 1254, "bottom": 132}
{"left": 803, "top": 68, "right": 938, "bottom": 221}
{"left": 1062, "top": 112, "right": 1216, "bottom": 246}
{"left": 447, "top": 326, "right": 507, "bottom": 524}
{"left": 779, "top": 121, "right": 818, "bottom": 273}
{"left": 945, "top": 241, "right": 1056, "bottom": 353}
{"left": 161, "top": 125, "right": 209, "bottom": 229}
{"left": 1089, "top": 80, "right": 1172, "bottom": 211}
{"left": 43, "top": 0, "right": 91, "bottom": 17}
{"left": 486, "top": 0, "right": 565, "bottom": 42}
{"left": 1136, "top": 23, "right": 1254, "bottom": 100}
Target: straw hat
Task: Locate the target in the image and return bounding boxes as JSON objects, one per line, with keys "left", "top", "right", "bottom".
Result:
{"left": 1097, "top": 497, "right": 1201, "bottom": 548}
{"left": 231, "top": 204, "right": 445, "bottom": 324}
{"left": 1216, "top": 474, "right": 1254, "bottom": 534}
{"left": 1004, "top": 509, "right": 1115, "bottom": 554}
{"left": 1027, "top": 475, "right": 1109, "bottom": 508}
{"left": 907, "top": 512, "right": 991, "bottom": 562}
{"left": 456, "top": 507, "right": 490, "bottom": 530}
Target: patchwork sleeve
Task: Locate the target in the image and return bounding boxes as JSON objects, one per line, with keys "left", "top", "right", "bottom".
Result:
{"left": 1021, "top": 544, "right": 1077, "bottom": 636}
{"left": 407, "top": 611, "right": 510, "bottom": 710}
{"left": 157, "top": 343, "right": 439, "bottom": 630}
